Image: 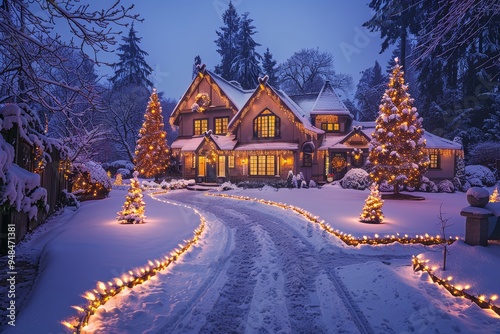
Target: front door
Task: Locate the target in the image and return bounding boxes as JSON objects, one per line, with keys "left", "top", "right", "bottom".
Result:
{"left": 206, "top": 162, "right": 216, "bottom": 183}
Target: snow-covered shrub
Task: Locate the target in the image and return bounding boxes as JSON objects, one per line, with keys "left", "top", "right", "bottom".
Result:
{"left": 418, "top": 176, "right": 438, "bottom": 192}
{"left": 237, "top": 181, "right": 266, "bottom": 189}
{"left": 379, "top": 181, "right": 393, "bottom": 192}
{"left": 103, "top": 160, "right": 135, "bottom": 178}
{"left": 218, "top": 181, "right": 237, "bottom": 191}
{"left": 468, "top": 142, "right": 500, "bottom": 170}
{"left": 142, "top": 180, "right": 160, "bottom": 189}
{"left": 286, "top": 170, "right": 294, "bottom": 188}
{"left": 292, "top": 175, "right": 298, "bottom": 188}
{"left": 462, "top": 180, "right": 471, "bottom": 192}
{"left": 71, "top": 161, "right": 112, "bottom": 200}
{"left": 301, "top": 180, "right": 308, "bottom": 189}
{"left": 339, "top": 168, "right": 370, "bottom": 190}
{"left": 465, "top": 165, "right": 496, "bottom": 187}
{"left": 59, "top": 189, "right": 80, "bottom": 208}
{"left": 296, "top": 173, "right": 304, "bottom": 188}
{"left": 116, "top": 168, "right": 131, "bottom": 178}
{"left": 437, "top": 179, "right": 455, "bottom": 193}
{"left": 452, "top": 176, "right": 463, "bottom": 192}
{"left": 309, "top": 180, "right": 317, "bottom": 188}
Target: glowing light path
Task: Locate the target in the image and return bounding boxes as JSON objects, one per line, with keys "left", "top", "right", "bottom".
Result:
{"left": 62, "top": 191, "right": 206, "bottom": 333}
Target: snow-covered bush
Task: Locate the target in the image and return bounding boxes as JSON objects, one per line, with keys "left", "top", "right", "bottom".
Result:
{"left": 71, "top": 161, "right": 112, "bottom": 200}
{"left": 339, "top": 168, "right": 370, "bottom": 190}
{"left": 218, "top": 182, "right": 237, "bottom": 191}
{"left": 465, "top": 165, "right": 496, "bottom": 187}
{"left": 286, "top": 170, "right": 294, "bottom": 188}
{"left": 437, "top": 179, "right": 455, "bottom": 193}
{"left": 309, "top": 180, "right": 317, "bottom": 188}
{"left": 116, "top": 168, "right": 131, "bottom": 178}
{"left": 237, "top": 181, "right": 266, "bottom": 189}
{"left": 379, "top": 181, "right": 393, "bottom": 192}
{"left": 301, "top": 180, "right": 308, "bottom": 189}
{"left": 103, "top": 160, "right": 134, "bottom": 178}
{"left": 145, "top": 178, "right": 196, "bottom": 190}
{"left": 452, "top": 176, "right": 464, "bottom": 192}
{"left": 418, "top": 176, "right": 438, "bottom": 192}
{"left": 468, "top": 142, "right": 500, "bottom": 170}
{"left": 59, "top": 189, "right": 80, "bottom": 208}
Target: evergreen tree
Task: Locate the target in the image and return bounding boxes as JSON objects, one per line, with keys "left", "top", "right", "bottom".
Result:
{"left": 114, "top": 173, "right": 123, "bottom": 186}
{"left": 360, "top": 183, "right": 384, "bottom": 224}
{"left": 110, "top": 23, "right": 153, "bottom": 89}
{"left": 117, "top": 171, "right": 146, "bottom": 224}
{"left": 367, "top": 58, "right": 429, "bottom": 194}
{"left": 192, "top": 55, "right": 202, "bottom": 79}
{"left": 231, "top": 12, "right": 262, "bottom": 89}
{"left": 214, "top": 1, "right": 240, "bottom": 81}
{"left": 354, "top": 60, "right": 387, "bottom": 121}
{"left": 262, "top": 47, "right": 279, "bottom": 87}
{"left": 134, "top": 88, "right": 170, "bottom": 179}
{"left": 490, "top": 185, "right": 500, "bottom": 203}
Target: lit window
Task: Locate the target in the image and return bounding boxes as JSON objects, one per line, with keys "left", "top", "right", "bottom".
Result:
{"left": 429, "top": 154, "right": 439, "bottom": 169}
{"left": 214, "top": 117, "right": 228, "bottom": 135}
{"left": 228, "top": 156, "right": 235, "bottom": 168}
{"left": 194, "top": 119, "right": 208, "bottom": 135}
{"left": 249, "top": 155, "right": 276, "bottom": 176}
{"left": 218, "top": 156, "right": 226, "bottom": 177}
{"left": 321, "top": 123, "right": 340, "bottom": 132}
{"left": 253, "top": 110, "right": 280, "bottom": 138}
{"left": 198, "top": 156, "right": 205, "bottom": 176}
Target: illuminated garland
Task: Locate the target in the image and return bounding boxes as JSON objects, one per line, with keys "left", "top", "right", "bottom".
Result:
{"left": 62, "top": 191, "right": 206, "bottom": 333}
{"left": 412, "top": 256, "right": 499, "bottom": 317}
{"left": 207, "top": 193, "right": 457, "bottom": 246}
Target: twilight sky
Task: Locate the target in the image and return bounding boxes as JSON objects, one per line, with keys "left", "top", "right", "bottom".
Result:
{"left": 96, "top": 0, "right": 393, "bottom": 100}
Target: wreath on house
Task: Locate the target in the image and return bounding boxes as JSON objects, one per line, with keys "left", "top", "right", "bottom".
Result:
{"left": 331, "top": 156, "right": 347, "bottom": 172}
{"left": 192, "top": 93, "right": 211, "bottom": 113}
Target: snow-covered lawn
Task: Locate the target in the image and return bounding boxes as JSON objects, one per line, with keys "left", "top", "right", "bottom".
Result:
{"left": 1, "top": 183, "right": 499, "bottom": 333}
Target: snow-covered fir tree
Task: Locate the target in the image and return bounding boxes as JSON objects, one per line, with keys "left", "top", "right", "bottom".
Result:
{"left": 360, "top": 183, "right": 384, "bottom": 224}
{"left": 231, "top": 12, "right": 262, "bottom": 89}
{"left": 134, "top": 88, "right": 170, "bottom": 179}
{"left": 367, "top": 58, "right": 429, "bottom": 194}
{"left": 262, "top": 47, "right": 279, "bottom": 86}
{"left": 117, "top": 171, "right": 146, "bottom": 224}
{"left": 110, "top": 23, "right": 153, "bottom": 89}
{"left": 214, "top": 1, "right": 240, "bottom": 81}
{"left": 354, "top": 60, "right": 386, "bottom": 121}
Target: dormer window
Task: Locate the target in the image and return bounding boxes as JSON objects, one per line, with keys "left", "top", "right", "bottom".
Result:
{"left": 321, "top": 122, "right": 340, "bottom": 132}
{"left": 253, "top": 109, "right": 280, "bottom": 139}
{"left": 214, "top": 117, "right": 229, "bottom": 135}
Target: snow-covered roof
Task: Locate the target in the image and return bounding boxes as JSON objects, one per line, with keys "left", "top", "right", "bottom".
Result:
{"left": 310, "top": 81, "right": 352, "bottom": 117}
{"left": 234, "top": 142, "right": 299, "bottom": 151}
{"left": 170, "top": 137, "right": 205, "bottom": 151}
{"left": 289, "top": 93, "right": 318, "bottom": 117}
{"left": 208, "top": 71, "right": 253, "bottom": 110}
{"left": 318, "top": 136, "right": 346, "bottom": 150}
{"left": 211, "top": 134, "right": 238, "bottom": 150}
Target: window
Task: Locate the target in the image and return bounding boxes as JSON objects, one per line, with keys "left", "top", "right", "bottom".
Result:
{"left": 253, "top": 110, "right": 280, "bottom": 138}
{"left": 249, "top": 155, "right": 276, "bottom": 176}
{"left": 214, "top": 117, "right": 229, "bottom": 135}
{"left": 228, "top": 156, "right": 235, "bottom": 168}
{"left": 191, "top": 155, "right": 196, "bottom": 169}
{"left": 218, "top": 155, "right": 226, "bottom": 177}
{"left": 194, "top": 119, "right": 208, "bottom": 135}
{"left": 321, "top": 123, "right": 340, "bottom": 132}
{"left": 429, "top": 153, "right": 439, "bottom": 169}
{"left": 303, "top": 153, "right": 312, "bottom": 167}
{"left": 198, "top": 156, "right": 206, "bottom": 176}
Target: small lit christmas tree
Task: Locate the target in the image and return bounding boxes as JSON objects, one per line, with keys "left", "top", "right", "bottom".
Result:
{"left": 490, "top": 185, "right": 500, "bottom": 203}
{"left": 134, "top": 88, "right": 170, "bottom": 180}
{"left": 107, "top": 170, "right": 112, "bottom": 178}
{"left": 367, "top": 58, "right": 429, "bottom": 194}
{"left": 114, "top": 173, "right": 123, "bottom": 186}
{"left": 117, "top": 171, "right": 146, "bottom": 224}
{"left": 360, "top": 183, "right": 384, "bottom": 224}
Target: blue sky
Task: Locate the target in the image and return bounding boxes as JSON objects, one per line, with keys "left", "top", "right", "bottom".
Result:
{"left": 96, "top": 0, "right": 393, "bottom": 100}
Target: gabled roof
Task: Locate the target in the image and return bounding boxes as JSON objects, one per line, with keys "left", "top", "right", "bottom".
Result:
{"left": 339, "top": 126, "right": 372, "bottom": 145}
{"left": 227, "top": 79, "right": 324, "bottom": 138}
{"left": 170, "top": 133, "right": 238, "bottom": 152}
{"left": 170, "top": 66, "right": 252, "bottom": 126}
{"left": 310, "top": 81, "right": 352, "bottom": 117}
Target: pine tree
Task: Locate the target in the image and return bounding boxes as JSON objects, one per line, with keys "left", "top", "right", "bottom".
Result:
{"left": 355, "top": 60, "right": 386, "bottom": 121}
{"left": 214, "top": 1, "right": 240, "bottom": 81}
{"left": 360, "top": 183, "right": 384, "bottom": 224}
{"left": 231, "top": 12, "right": 262, "bottom": 89}
{"left": 110, "top": 23, "right": 153, "bottom": 89}
{"left": 117, "top": 171, "right": 146, "bottom": 224}
{"left": 134, "top": 88, "right": 170, "bottom": 179}
{"left": 367, "top": 58, "right": 429, "bottom": 194}
{"left": 262, "top": 47, "right": 279, "bottom": 86}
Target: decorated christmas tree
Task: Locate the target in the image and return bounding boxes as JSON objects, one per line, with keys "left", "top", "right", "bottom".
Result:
{"left": 117, "top": 171, "right": 146, "bottom": 224}
{"left": 490, "top": 185, "right": 500, "bottom": 203}
{"left": 134, "top": 88, "right": 170, "bottom": 180}
{"left": 114, "top": 173, "right": 123, "bottom": 186}
{"left": 367, "top": 58, "right": 429, "bottom": 194}
{"left": 360, "top": 183, "right": 384, "bottom": 224}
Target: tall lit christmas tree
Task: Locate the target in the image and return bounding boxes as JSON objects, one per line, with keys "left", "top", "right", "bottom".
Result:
{"left": 360, "top": 183, "right": 384, "bottom": 224}
{"left": 134, "top": 88, "right": 170, "bottom": 179}
{"left": 490, "top": 185, "right": 500, "bottom": 203}
{"left": 367, "top": 58, "right": 429, "bottom": 194}
{"left": 117, "top": 171, "right": 146, "bottom": 224}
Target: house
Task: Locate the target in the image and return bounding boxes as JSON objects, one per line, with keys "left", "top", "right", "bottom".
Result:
{"left": 170, "top": 65, "right": 463, "bottom": 184}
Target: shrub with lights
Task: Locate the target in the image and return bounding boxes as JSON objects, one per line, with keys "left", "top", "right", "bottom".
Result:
{"left": 491, "top": 185, "right": 500, "bottom": 202}
{"left": 114, "top": 173, "right": 123, "bottom": 186}
{"left": 367, "top": 57, "right": 429, "bottom": 194}
{"left": 117, "top": 171, "right": 146, "bottom": 224}
{"left": 71, "top": 161, "right": 112, "bottom": 201}
{"left": 360, "top": 183, "right": 384, "bottom": 224}
{"left": 134, "top": 88, "right": 170, "bottom": 180}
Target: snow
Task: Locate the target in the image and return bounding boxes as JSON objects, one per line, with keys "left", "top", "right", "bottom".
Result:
{"left": 2, "top": 184, "right": 499, "bottom": 333}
